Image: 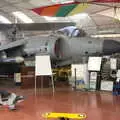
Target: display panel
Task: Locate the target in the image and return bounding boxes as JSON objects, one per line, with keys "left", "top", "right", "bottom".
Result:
{"left": 35, "top": 55, "right": 52, "bottom": 76}
{"left": 88, "top": 57, "right": 102, "bottom": 71}
{"left": 110, "top": 58, "right": 117, "bottom": 70}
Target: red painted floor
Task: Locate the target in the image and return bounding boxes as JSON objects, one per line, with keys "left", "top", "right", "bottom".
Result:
{"left": 0, "top": 87, "right": 120, "bottom": 120}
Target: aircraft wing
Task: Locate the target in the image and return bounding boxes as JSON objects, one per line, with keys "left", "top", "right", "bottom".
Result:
{"left": 0, "top": 22, "right": 75, "bottom": 31}
{"left": 0, "top": 40, "right": 26, "bottom": 51}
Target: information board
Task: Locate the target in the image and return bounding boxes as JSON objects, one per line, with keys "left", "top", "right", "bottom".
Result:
{"left": 110, "top": 58, "right": 117, "bottom": 70}
{"left": 88, "top": 57, "right": 102, "bottom": 71}
{"left": 35, "top": 55, "right": 52, "bottom": 76}
{"left": 101, "top": 81, "right": 113, "bottom": 91}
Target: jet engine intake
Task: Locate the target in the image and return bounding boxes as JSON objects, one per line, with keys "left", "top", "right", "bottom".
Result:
{"left": 23, "top": 35, "right": 65, "bottom": 60}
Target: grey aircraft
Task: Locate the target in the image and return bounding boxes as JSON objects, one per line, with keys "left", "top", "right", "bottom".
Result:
{"left": 0, "top": 26, "right": 120, "bottom": 67}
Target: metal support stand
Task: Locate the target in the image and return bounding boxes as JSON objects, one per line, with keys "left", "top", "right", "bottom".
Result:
{"left": 51, "top": 75, "right": 55, "bottom": 94}
{"left": 74, "top": 68, "right": 77, "bottom": 90}
{"left": 35, "top": 75, "right": 55, "bottom": 96}
{"left": 35, "top": 76, "right": 37, "bottom": 96}
{"left": 41, "top": 76, "right": 43, "bottom": 92}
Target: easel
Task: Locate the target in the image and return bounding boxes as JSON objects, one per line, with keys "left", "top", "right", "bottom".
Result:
{"left": 35, "top": 55, "right": 55, "bottom": 95}
{"left": 35, "top": 75, "right": 55, "bottom": 95}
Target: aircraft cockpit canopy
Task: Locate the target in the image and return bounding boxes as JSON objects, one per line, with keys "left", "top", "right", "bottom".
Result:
{"left": 57, "top": 26, "right": 87, "bottom": 37}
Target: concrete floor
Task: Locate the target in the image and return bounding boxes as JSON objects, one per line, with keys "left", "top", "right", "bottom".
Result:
{"left": 0, "top": 87, "right": 120, "bottom": 120}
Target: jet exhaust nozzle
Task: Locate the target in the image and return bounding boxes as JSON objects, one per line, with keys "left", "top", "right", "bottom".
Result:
{"left": 103, "top": 40, "right": 120, "bottom": 55}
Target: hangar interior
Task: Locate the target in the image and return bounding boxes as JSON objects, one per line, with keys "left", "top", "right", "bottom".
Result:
{"left": 0, "top": 0, "right": 120, "bottom": 120}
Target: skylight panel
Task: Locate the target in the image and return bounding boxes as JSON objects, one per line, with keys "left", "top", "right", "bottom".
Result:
{"left": 12, "top": 11, "right": 34, "bottom": 23}
{"left": 0, "top": 15, "right": 11, "bottom": 24}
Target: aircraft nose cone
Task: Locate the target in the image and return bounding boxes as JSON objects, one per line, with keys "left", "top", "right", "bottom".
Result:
{"left": 103, "top": 40, "right": 120, "bottom": 55}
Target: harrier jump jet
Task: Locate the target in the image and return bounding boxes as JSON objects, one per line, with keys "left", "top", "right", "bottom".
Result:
{"left": 0, "top": 25, "right": 120, "bottom": 67}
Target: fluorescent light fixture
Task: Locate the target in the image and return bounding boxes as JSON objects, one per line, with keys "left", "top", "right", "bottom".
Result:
{"left": 69, "top": 13, "right": 88, "bottom": 19}
{"left": 98, "top": 30, "right": 115, "bottom": 34}
{"left": 51, "top": 0, "right": 74, "bottom": 4}
{"left": 60, "top": 0, "right": 74, "bottom": 4}
{"left": 12, "top": 11, "right": 34, "bottom": 23}
{"left": 43, "top": 16, "right": 58, "bottom": 21}
{"left": 91, "top": 34, "right": 120, "bottom": 38}
{"left": 0, "top": 15, "right": 11, "bottom": 24}
{"left": 43, "top": 16, "right": 70, "bottom": 22}
{"left": 68, "top": 13, "right": 90, "bottom": 23}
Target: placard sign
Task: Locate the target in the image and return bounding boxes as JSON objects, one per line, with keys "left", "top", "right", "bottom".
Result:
{"left": 110, "top": 58, "right": 117, "bottom": 70}
{"left": 88, "top": 57, "right": 102, "bottom": 71}
{"left": 101, "top": 81, "right": 113, "bottom": 91}
{"left": 71, "top": 64, "right": 84, "bottom": 78}
{"left": 35, "top": 55, "right": 52, "bottom": 76}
